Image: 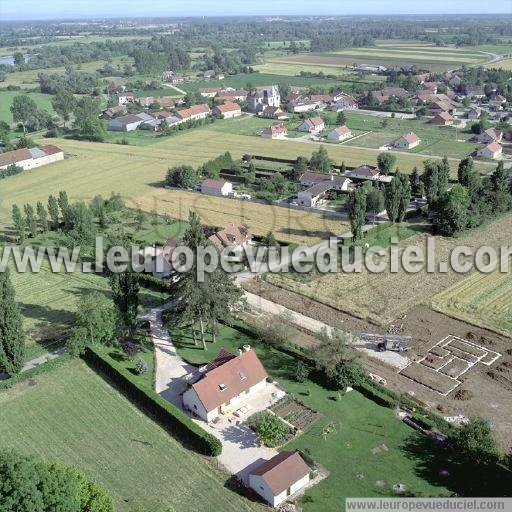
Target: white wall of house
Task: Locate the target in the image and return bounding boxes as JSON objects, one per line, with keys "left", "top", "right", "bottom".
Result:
{"left": 327, "top": 130, "right": 351, "bottom": 142}
{"left": 249, "top": 473, "right": 310, "bottom": 507}
{"left": 0, "top": 152, "right": 65, "bottom": 171}
{"left": 201, "top": 182, "right": 233, "bottom": 196}
{"left": 182, "top": 388, "right": 212, "bottom": 421}
{"left": 183, "top": 379, "right": 267, "bottom": 422}
{"left": 477, "top": 147, "right": 502, "bottom": 160}
{"left": 217, "top": 109, "right": 242, "bottom": 119}
{"left": 394, "top": 138, "right": 419, "bottom": 149}
{"left": 108, "top": 120, "right": 142, "bottom": 132}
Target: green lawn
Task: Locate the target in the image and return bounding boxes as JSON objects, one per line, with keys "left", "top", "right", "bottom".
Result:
{"left": 0, "top": 90, "right": 55, "bottom": 124}
{"left": 6, "top": 258, "right": 165, "bottom": 361}
{"left": 172, "top": 323, "right": 450, "bottom": 511}
{"left": 0, "top": 360, "right": 264, "bottom": 512}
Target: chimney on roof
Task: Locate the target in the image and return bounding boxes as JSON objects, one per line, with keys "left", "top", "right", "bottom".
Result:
{"left": 242, "top": 344, "right": 251, "bottom": 352}
{"left": 238, "top": 348, "right": 243, "bottom": 356}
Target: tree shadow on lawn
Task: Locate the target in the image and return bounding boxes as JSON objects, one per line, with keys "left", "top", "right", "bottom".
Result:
{"left": 401, "top": 434, "right": 512, "bottom": 497}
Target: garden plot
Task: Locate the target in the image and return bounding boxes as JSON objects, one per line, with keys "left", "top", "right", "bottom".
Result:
{"left": 269, "top": 395, "right": 322, "bottom": 432}
{"left": 399, "top": 335, "right": 502, "bottom": 396}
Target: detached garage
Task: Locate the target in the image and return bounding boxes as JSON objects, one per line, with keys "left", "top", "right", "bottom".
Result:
{"left": 248, "top": 451, "right": 311, "bottom": 507}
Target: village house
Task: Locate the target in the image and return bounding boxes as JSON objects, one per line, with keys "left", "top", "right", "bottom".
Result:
{"left": 208, "top": 223, "right": 252, "bottom": 252}
{"left": 137, "top": 96, "right": 155, "bottom": 108}
{"left": 212, "top": 102, "right": 242, "bottom": 119}
{"left": 203, "top": 69, "right": 216, "bottom": 79}
{"left": 0, "top": 145, "right": 64, "bottom": 171}
{"left": 175, "top": 104, "right": 211, "bottom": 124}
{"left": 248, "top": 451, "right": 311, "bottom": 508}
{"left": 330, "top": 93, "right": 358, "bottom": 111}
{"left": 182, "top": 347, "right": 267, "bottom": 422}
{"left": 248, "top": 85, "right": 281, "bottom": 113}
{"left": 154, "top": 110, "right": 173, "bottom": 120}
{"left": 393, "top": 132, "right": 420, "bottom": 149}
{"left": 107, "top": 113, "right": 153, "bottom": 132}
{"left": 216, "top": 89, "right": 248, "bottom": 102}
{"left": 297, "top": 176, "right": 352, "bottom": 207}
{"left": 117, "top": 91, "right": 134, "bottom": 105}
{"left": 286, "top": 99, "right": 321, "bottom": 113}
{"left": 107, "top": 78, "right": 125, "bottom": 93}
{"left": 133, "top": 239, "right": 179, "bottom": 279}
{"left": 261, "top": 106, "right": 287, "bottom": 120}
{"left": 422, "top": 81, "right": 439, "bottom": 94}
{"left": 299, "top": 171, "right": 334, "bottom": 187}
{"left": 477, "top": 141, "right": 503, "bottom": 160}
{"left": 161, "top": 70, "right": 184, "bottom": 83}
{"left": 465, "top": 86, "right": 486, "bottom": 99}
{"left": 201, "top": 179, "right": 233, "bottom": 197}
{"left": 428, "top": 111, "right": 454, "bottom": 126}
{"left": 199, "top": 87, "right": 222, "bottom": 98}
{"left": 154, "top": 97, "right": 176, "bottom": 109}
{"left": 327, "top": 125, "right": 352, "bottom": 142}
{"left": 477, "top": 128, "right": 503, "bottom": 144}
{"left": 346, "top": 164, "right": 382, "bottom": 181}
{"left": 467, "top": 106, "right": 481, "bottom": 120}
{"left": 490, "top": 95, "right": 506, "bottom": 110}
{"left": 261, "top": 123, "right": 287, "bottom": 139}
{"left": 372, "top": 87, "right": 408, "bottom": 104}
{"left": 101, "top": 105, "right": 127, "bottom": 119}
{"left": 297, "top": 117, "right": 325, "bottom": 134}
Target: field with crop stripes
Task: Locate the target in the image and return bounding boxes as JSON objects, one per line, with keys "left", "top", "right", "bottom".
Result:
{"left": 265, "top": 214, "right": 512, "bottom": 326}
{"left": 432, "top": 262, "right": 512, "bottom": 338}
{"left": 1, "top": 131, "right": 490, "bottom": 245}
{"left": 270, "top": 43, "right": 490, "bottom": 72}
{"left": 0, "top": 360, "right": 264, "bottom": 512}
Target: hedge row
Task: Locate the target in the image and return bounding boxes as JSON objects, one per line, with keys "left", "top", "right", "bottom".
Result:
{"left": 83, "top": 347, "right": 222, "bottom": 457}
{"left": 0, "top": 353, "right": 71, "bottom": 391}
{"left": 136, "top": 273, "right": 173, "bottom": 293}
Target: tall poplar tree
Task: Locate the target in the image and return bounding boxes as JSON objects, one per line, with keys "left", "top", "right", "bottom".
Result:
{"left": 0, "top": 268, "right": 25, "bottom": 375}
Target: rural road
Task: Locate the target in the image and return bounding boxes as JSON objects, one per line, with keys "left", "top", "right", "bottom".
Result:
{"left": 162, "top": 83, "right": 187, "bottom": 95}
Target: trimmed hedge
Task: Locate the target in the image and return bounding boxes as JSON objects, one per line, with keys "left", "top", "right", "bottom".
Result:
{"left": 0, "top": 353, "right": 71, "bottom": 391}
{"left": 137, "top": 273, "right": 173, "bottom": 293}
{"left": 83, "top": 347, "right": 222, "bottom": 457}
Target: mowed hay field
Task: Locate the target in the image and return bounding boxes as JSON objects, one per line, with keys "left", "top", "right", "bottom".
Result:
{"left": 271, "top": 43, "right": 489, "bottom": 72}
{"left": 486, "top": 57, "right": 512, "bottom": 70}
{"left": 0, "top": 361, "right": 264, "bottom": 512}
{"left": 432, "top": 263, "right": 512, "bottom": 338}
{"left": 265, "top": 214, "right": 512, "bottom": 326}
{"left": 0, "top": 131, "right": 478, "bottom": 244}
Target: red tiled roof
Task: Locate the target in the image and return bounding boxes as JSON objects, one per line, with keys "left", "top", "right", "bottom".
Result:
{"left": 400, "top": 132, "right": 419, "bottom": 144}
{"left": 208, "top": 223, "right": 252, "bottom": 249}
{"left": 202, "top": 179, "right": 228, "bottom": 190}
{"left": 191, "top": 349, "right": 268, "bottom": 412}
{"left": 215, "top": 101, "right": 241, "bottom": 113}
{"left": 332, "top": 125, "right": 350, "bottom": 135}
{"left": 177, "top": 104, "right": 210, "bottom": 119}
{"left": 484, "top": 142, "right": 502, "bottom": 153}
{"left": 0, "top": 148, "right": 32, "bottom": 167}
{"left": 39, "top": 144, "right": 63, "bottom": 155}
{"left": 250, "top": 451, "right": 310, "bottom": 495}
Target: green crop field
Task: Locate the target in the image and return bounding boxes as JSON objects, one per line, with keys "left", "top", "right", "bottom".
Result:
{"left": 338, "top": 112, "right": 480, "bottom": 159}
{"left": 432, "top": 261, "right": 512, "bottom": 338}
{"left": 0, "top": 90, "right": 55, "bottom": 124}
{"left": 0, "top": 360, "right": 264, "bottom": 512}
{"left": 1, "top": 56, "right": 132, "bottom": 88}
{"left": 272, "top": 43, "right": 490, "bottom": 72}
{"left": 182, "top": 72, "right": 349, "bottom": 95}
{"left": 0, "top": 131, "right": 493, "bottom": 244}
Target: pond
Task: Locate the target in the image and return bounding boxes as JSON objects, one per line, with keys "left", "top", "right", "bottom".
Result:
{"left": 0, "top": 54, "right": 32, "bottom": 66}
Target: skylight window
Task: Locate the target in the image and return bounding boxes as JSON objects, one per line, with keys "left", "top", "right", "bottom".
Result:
{"left": 219, "top": 383, "right": 227, "bottom": 391}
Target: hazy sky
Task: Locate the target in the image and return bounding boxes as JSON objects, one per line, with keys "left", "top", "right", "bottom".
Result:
{"left": 1, "top": 0, "right": 509, "bottom": 20}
